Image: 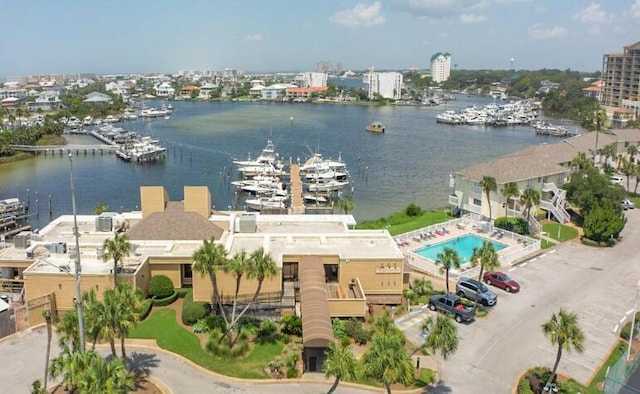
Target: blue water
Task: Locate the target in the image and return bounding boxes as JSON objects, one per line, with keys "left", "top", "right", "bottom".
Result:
{"left": 0, "top": 95, "right": 584, "bottom": 230}
{"left": 413, "top": 233, "right": 508, "bottom": 264}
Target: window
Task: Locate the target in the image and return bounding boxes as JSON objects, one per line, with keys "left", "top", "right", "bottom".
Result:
{"left": 473, "top": 198, "right": 481, "bottom": 206}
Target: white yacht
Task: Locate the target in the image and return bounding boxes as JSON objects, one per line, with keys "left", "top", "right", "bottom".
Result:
{"left": 244, "top": 195, "right": 287, "bottom": 211}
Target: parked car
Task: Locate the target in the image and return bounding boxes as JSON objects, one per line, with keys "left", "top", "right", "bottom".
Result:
{"left": 610, "top": 176, "right": 624, "bottom": 185}
{"left": 428, "top": 293, "right": 475, "bottom": 323}
{"left": 483, "top": 271, "right": 521, "bottom": 293}
{"left": 456, "top": 277, "right": 497, "bottom": 306}
{"left": 622, "top": 199, "right": 635, "bottom": 210}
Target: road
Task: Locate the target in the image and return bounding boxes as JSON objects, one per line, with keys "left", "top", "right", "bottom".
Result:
{"left": 399, "top": 209, "right": 640, "bottom": 393}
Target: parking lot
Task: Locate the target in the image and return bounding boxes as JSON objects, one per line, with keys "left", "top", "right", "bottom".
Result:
{"left": 399, "top": 208, "right": 640, "bottom": 393}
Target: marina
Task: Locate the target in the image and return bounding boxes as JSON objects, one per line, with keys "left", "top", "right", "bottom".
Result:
{"left": 0, "top": 95, "right": 585, "bottom": 230}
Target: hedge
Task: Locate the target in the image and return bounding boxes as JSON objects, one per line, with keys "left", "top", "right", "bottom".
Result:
{"left": 181, "top": 289, "right": 210, "bottom": 325}
{"left": 149, "top": 275, "right": 175, "bottom": 298}
{"left": 151, "top": 290, "right": 178, "bottom": 307}
{"left": 176, "top": 288, "right": 189, "bottom": 298}
{"left": 494, "top": 217, "right": 529, "bottom": 235}
{"left": 138, "top": 299, "right": 153, "bottom": 320}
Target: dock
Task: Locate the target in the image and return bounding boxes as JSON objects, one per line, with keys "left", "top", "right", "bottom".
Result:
{"left": 289, "top": 164, "right": 305, "bottom": 214}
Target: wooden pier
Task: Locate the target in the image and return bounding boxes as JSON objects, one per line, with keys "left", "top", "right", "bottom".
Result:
{"left": 289, "top": 164, "right": 305, "bottom": 214}
{"left": 9, "top": 144, "right": 118, "bottom": 156}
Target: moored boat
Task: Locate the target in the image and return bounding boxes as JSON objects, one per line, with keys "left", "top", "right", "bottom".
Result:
{"left": 366, "top": 121, "right": 385, "bottom": 133}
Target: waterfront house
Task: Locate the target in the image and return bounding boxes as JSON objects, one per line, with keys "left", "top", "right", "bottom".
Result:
{"left": 449, "top": 130, "right": 640, "bottom": 229}
{"left": 154, "top": 82, "right": 175, "bottom": 97}
{"left": 261, "top": 84, "right": 296, "bottom": 101}
{"left": 286, "top": 87, "right": 328, "bottom": 101}
{"left": 28, "top": 91, "right": 62, "bottom": 112}
{"left": 179, "top": 85, "right": 199, "bottom": 99}
{"left": 83, "top": 91, "right": 112, "bottom": 104}
{"left": 198, "top": 82, "right": 218, "bottom": 99}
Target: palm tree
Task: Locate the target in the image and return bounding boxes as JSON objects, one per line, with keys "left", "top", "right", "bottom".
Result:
{"left": 634, "top": 164, "right": 640, "bottom": 195}
{"left": 571, "top": 152, "right": 593, "bottom": 171}
{"left": 470, "top": 240, "right": 500, "bottom": 282}
{"left": 362, "top": 333, "right": 414, "bottom": 394}
{"left": 541, "top": 308, "right": 585, "bottom": 388}
{"left": 224, "top": 249, "right": 250, "bottom": 325}
{"left": 92, "top": 202, "right": 108, "bottom": 215}
{"left": 500, "top": 182, "right": 519, "bottom": 218}
{"left": 519, "top": 187, "right": 541, "bottom": 226}
{"left": 627, "top": 144, "right": 638, "bottom": 164}
{"left": 621, "top": 159, "right": 635, "bottom": 192}
{"left": 323, "top": 341, "right": 357, "bottom": 394}
{"left": 113, "top": 282, "right": 142, "bottom": 360}
{"left": 417, "top": 314, "right": 459, "bottom": 359}
{"left": 51, "top": 350, "right": 134, "bottom": 393}
{"left": 83, "top": 289, "right": 106, "bottom": 349}
{"left": 370, "top": 312, "right": 403, "bottom": 339}
{"left": 102, "top": 232, "right": 131, "bottom": 287}
{"left": 192, "top": 238, "right": 228, "bottom": 316}
{"left": 337, "top": 194, "right": 354, "bottom": 214}
{"left": 480, "top": 176, "right": 497, "bottom": 220}
{"left": 411, "top": 277, "right": 433, "bottom": 297}
{"left": 43, "top": 310, "right": 52, "bottom": 392}
{"left": 244, "top": 246, "right": 277, "bottom": 308}
{"left": 437, "top": 247, "right": 462, "bottom": 294}
{"left": 101, "top": 288, "right": 120, "bottom": 358}
{"left": 600, "top": 144, "right": 616, "bottom": 169}
{"left": 56, "top": 309, "right": 80, "bottom": 351}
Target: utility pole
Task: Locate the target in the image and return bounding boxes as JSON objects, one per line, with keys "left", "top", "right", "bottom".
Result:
{"left": 68, "top": 154, "right": 85, "bottom": 352}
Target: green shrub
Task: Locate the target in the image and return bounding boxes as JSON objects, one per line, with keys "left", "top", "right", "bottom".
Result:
{"left": 236, "top": 317, "right": 259, "bottom": 333}
{"left": 405, "top": 203, "right": 423, "bottom": 217}
{"left": 517, "top": 377, "right": 534, "bottom": 394}
{"left": 281, "top": 314, "right": 302, "bottom": 336}
{"left": 137, "top": 299, "right": 153, "bottom": 320}
{"left": 340, "top": 336, "right": 351, "bottom": 347}
{"left": 149, "top": 275, "right": 174, "bottom": 298}
{"left": 286, "top": 368, "right": 299, "bottom": 379}
{"left": 151, "top": 290, "right": 178, "bottom": 306}
{"left": 344, "top": 318, "right": 368, "bottom": 345}
{"left": 494, "top": 217, "right": 529, "bottom": 234}
{"left": 256, "top": 320, "right": 278, "bottom": 340}
{"left": 559, "top": 378, "right": 586, "bottom": 393}
{"left": 332, "top": 318, "right": 347, "bottom": 339}
{"left": 181, "top": 290, "right": 210, "bottom": 325}
{"left": 620, "top": 312, "right": 640, "bottom": 340}
{"left": 206, "top": 328, "right": 249, "bottom": 358}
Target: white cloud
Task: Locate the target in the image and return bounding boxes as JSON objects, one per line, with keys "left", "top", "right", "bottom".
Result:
{"left": 330, "top": 2, "right": 385, "bottom": 28}
{"left": 632, "top": 0, "right": 640, "bottom": 20}
{"left": 573, "top": 3, "right": 608, "bottom": 24}
{"left": 460, "top": 13, "right": 486, "bottom": 23}
{"left": 246, "top": 34, "right": 263, "bottom": 41}
{"left": 391, "top": 0, "right": 487, "bottom": 19}
{"left": 527, "top": 24, "right": 567, "bottom": 39}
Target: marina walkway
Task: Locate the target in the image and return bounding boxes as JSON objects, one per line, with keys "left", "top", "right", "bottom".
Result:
{"left": 289, "top": 164, "right": 305, "bottom": 214}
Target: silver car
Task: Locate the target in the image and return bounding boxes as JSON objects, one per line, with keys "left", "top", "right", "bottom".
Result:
{"left": 456, "top": 277, "right": 498, "bottom": 306}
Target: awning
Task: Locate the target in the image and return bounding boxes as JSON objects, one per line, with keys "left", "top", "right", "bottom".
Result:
{"left": 299, "top": 256, "right": 334, "bottom": 348}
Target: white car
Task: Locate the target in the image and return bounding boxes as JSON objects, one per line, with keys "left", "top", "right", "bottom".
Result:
{"left": 610, "top": 176, "right": 624, "bottom": 185}
{"left": 622, "top": 199, "right": 635, "bottom": 210}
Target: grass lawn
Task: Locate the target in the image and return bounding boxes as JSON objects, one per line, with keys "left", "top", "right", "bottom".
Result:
{"left": 129, "top": 308, "right": 282, "bottom": 379}
{"left": 357, "top": 209, "right": 450, "bottom": 236}
{"left": 542, "top": 222, "right": 579, "bottom": 242}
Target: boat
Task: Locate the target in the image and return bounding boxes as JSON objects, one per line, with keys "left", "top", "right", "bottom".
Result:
{"left": 366, "top": 121, "right": 385, "bottom": 133}
{"left": 82, "top": 116, "right": 93, "bottom": 126}
{"left": 307, "top": 179, "right": 349, "bottom": 193}
{"left": 303, "top": 194, "right": 329, "bottom": 204}
{"left": 140, "top": 108, "right": 169, "bottom": 118}
{"left": 233, "top": 138, "right": 281, "bottom": 168}
{"left": 244, "top": 195, "right": 287, "bottom": 211}
{"left": 104, "top": 115, "right": 120, "bottom": 123}
{"left": 300, "top": 152, "right": 346, "bottom": 173}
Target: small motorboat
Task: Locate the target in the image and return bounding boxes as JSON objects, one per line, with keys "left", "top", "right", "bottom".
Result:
{"left": 366, "top": 121, "right": 385, "bottom": 133}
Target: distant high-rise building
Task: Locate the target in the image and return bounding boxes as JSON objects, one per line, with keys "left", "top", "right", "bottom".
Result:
{"left": 362, "top": 68, "right": 403, "bottom": 100}
{"left": 601, "top": 41, "right": 640, "bottom": 119}
{"left": 294, "top": 72, "right": 327, "bottom": 88}
{"left": 316, "top": 61, "right": 334, "bottom": 74}
{"left": 430, "top": 52, "right": 452, "bottom": 83}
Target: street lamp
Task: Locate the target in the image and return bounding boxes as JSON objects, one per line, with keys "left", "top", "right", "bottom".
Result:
{"left": 68, "top": 154, "right": 85, "bottom": 352}
{"left": 627, "top": 280, "right": 640, "bottom": 362}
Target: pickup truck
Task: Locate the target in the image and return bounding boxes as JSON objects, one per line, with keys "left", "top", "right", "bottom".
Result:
{"left": 428, "top": 293, "right": 475, "bottom": 323}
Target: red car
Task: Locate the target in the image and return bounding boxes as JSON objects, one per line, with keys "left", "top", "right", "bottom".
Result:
{"left": 483, "top": 271, "right": 520, "bottom": 293}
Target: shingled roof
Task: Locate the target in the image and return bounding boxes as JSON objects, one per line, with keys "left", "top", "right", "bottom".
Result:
{"left": 127, "top": 201, "right": 224, "bottom": 241}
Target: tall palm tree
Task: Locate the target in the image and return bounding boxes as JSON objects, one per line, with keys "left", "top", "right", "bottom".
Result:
{"left": 600, "top": 144, "right": 616, "bottom": 169}
{"left": 621, "top": 159, "right": 635, "bottom": 192}
{"left": 470, "top": 241, "right": 500, "bottom": 282}
{"left": 500, "top": 182, "right": 519, "bottom": 218}
{"left": 83, "top": 288, "right": 106, "bottom": 349}
{"left": 113, "top": 282, "right": 142, "bottom": 360}
{"left": 362, "top": 333, "right": 414, "bottom": 394}
{"left": 634, "top": 164, "right": 640, "bottom": 195}
{"left": 480, "top": 176, "right": 497, "bottom": 220}
{"left": 370, "top": 312, "right": 403, "bottom": 339}
{"left": 323, "top": 341, "right": 357, "bottom": 394}
{"left": 192, "top": 238, "right": 228, "bottom": 316}
{"left": 224, "top": 249, "right": 250, "bottom": 325}
{"left": 56, "top": 309, "right": 80, "bottom": 351}
{"left": 519, "top": 187, "right": 541, "bottom": 226}
{"left": 102, "top": 232, "right": 131, "bottom": 287}
{"left": 541, "top": 308, "right": 585, "bottom": 388}
{"left": 417, "top": 314, "right": 459, "bottom": 359}
{"left": 241, "top": 246, "right": 277, "bottom": 311}
{"left": 43, "top": 310, "right": 52, "bottom": 392}
{"left": 437, "top": 247, "right": 462, "bottom": 294}
{"left": 101, "top": 288, "right": 120, "bottom": 358}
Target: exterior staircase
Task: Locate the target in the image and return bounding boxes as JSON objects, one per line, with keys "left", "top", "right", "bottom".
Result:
{"left": 540, "top": 182, "right": 571, "bottom": 224}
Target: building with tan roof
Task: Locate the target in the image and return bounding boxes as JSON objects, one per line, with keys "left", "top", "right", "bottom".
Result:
{"left": 449, "top": 129, "right": 640, "bottom": 227}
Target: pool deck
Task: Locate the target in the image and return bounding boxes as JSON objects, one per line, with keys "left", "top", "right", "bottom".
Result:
{"left": 395, "top": 218, "right": 539, "bottom": 281}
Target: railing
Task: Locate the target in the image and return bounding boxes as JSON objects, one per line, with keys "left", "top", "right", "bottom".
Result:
{"left": 448, "top": 194, "right": 460, "bottom": 206}
{"left": 9, "top": 144, "right": 118, "bottom": 152}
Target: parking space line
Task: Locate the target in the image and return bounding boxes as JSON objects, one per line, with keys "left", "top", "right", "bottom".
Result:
{"left": 548, "top": 249, "right": 556, "bottom": 254}
{"left": 626, "top": 309, "right": 634, "bottom": 316}
{"left": 521, "top": 262, "right": 528, "bottom": 267}
{"left": 508, "top": 267, "right": 517, "bottom": 272}
{"left": 614, "top": 324, "right": 619, "bottom": 333}
{"left": 530, "top": 258, "right": 537, "bottom": 263}
{"left": 620, "top": 316, "right": 627, "bottom": 324}
{"left": 540, "top": 253, "right": 547, "bottom": 258}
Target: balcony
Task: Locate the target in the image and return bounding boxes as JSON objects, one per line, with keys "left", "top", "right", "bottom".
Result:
{"left": 448, "top": 194, "right": 460, "bottom": 207}
{"left": 327, "top": 278, "right": 367, "bottom": 317}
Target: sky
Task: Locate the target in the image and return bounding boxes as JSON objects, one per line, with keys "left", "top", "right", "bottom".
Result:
{"left": 1, "top": 0, "right": 639, "bottom": 77}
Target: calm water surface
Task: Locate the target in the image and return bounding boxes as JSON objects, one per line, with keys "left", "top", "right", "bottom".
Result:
{"left": 0, "top": 96, "right": 582, "bottom": 229}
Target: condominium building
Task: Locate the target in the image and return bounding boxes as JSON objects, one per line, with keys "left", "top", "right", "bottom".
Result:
{"left": 362, "top": 68, "right": 403, "bottom": 100}
{"left": 431, "top": 52, "right": 452, "bottom": 83}
{"left": 601, "top": 41, "right": 640, "bottom": 119}
{"left": 294, "top": 72, "right": 328, "bottom": 88}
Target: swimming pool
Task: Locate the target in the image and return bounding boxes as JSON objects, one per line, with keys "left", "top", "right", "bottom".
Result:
{"left": 413, "top": 233, "right": 508, "bottom": 264}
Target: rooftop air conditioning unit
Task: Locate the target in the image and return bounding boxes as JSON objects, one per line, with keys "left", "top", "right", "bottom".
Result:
{"left": 95, "top": 215, "right": 113, "bottom": 232}
{"left": 236, "top": 215, "right": 257, "bottom": 233}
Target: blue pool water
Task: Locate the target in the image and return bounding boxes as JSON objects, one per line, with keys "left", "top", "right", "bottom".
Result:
{"left": 414, "top": 233, "right": 508, "bottom": 264}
